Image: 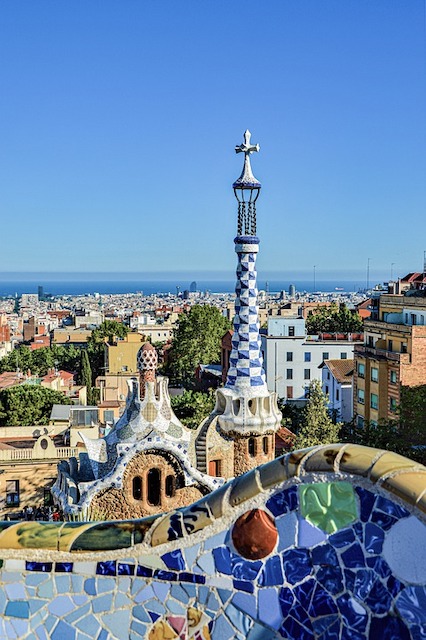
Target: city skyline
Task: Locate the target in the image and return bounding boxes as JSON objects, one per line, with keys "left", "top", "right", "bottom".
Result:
{"left": 1, "top": 1, "right": 426, "bottom": 277}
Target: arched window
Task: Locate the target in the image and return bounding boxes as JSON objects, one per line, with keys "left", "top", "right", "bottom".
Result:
{"left": 147, "top": 468, "right": 161, "bottom": 506}
{"left": 248, "top": 437, "right": 256, "bottom": 457}
{"left": 165, "top": 474, "right": 176, "bottom": 498}
{"left": 263, "top": 436, "right": 269, "bottom": 455}
{"left": 132, "top": 476, "right": 142, "bottom": 500}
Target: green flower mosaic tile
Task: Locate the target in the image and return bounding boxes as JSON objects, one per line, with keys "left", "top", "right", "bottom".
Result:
{"left": 299, "top": 481, "right": 358, "bottom": 533}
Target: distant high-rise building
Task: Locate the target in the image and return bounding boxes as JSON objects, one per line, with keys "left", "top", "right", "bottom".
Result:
{"left": 190, "top": 281, "right": 197, "bottom": 293}
{"left": 289, "top": 284, "right": 296, "bottom": 297}
{"left": 38, "top": 285, "right": 44, "bottom": 299}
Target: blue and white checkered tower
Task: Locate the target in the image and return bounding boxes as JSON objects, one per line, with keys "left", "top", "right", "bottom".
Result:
{"left": 216, "top": 131, "right": 281, "bottom": 436}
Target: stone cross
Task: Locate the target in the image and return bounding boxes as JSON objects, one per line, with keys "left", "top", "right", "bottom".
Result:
{"left": 235, "top": 130, "right": 260, "bottom": 156}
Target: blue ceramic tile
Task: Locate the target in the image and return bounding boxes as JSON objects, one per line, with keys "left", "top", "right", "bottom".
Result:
{"left": 51, "top": 620, "right": 76, "bottom": 640}
{"left": 386, "top": 574, "right": 404, "bottom": 597}
{"left": 213, "top": 547, "right": 232, "bottom": 575}
{"left": 369, "top": 615, "right": 410, "bottom": 639}
{"left": 258, "top": 587, "right": 283, "bottom": 630}
{"left": 92, "top": 594, "right": 113, "bottom": 614}
{"left": 96, "top": 561, "right": 116, "bottom": 576}
{"left": 366, "top": 556, "right": 391, "bottom": 578}
{"left": 55, "top": 563, "right": 73, "bottom": 573}
{"left": 196, "top": 552, "right": 215, "bottom": 574}
{"left": 337, "top": 594, "right": 368, "bottom": 633}
{"left": 364, "top": 523, "right": 384, "bottom": 554}
{"left": 311, "top": 543, "right": 339, "bottom": 566}
{"left": 179, "top": 572, "right": 205, "bottom": 584}
{"left": 259, "top": 556, "right": 283, "bottom": 586}
{"left": 136, "top": 565, "right": 153, "bottom": 578}
{"left": 340, "top": 626, "right": 364, "bottom": 640}
{"left": 266, "top": 486, "right": 298, "bottom": 517}
{"left": 225, "top": 603, "right": 252, "bottom": 636}
{"left": 210, "top": 614, "right": 235, "bottom": 640}
{"left": 161, "top": 549, "right": 185, "bottom": 571}
{"left": 309, "top": 584, "right": 338, "bottom": 617}
{"left": 370, "top": 510, "right": 397, "bottom": 531}
{"left": 26, "top": 562, "right": 52, "bottom": 572}
{"left": 298, "top": 517, "right": 327, "bottom": 547}
{"left": 132, "top": 605, "right": 151, "bottom": 623}
{"left": 353, "top": 569, "right": 376, "bottom": 600}
{"left": 283, "top": 548, "right": 312, "bottom": 584}
{"left": 365, "top": 579, "right": 392, "bottom": 614}
{"left": 312, "top": 615, "right": 339, "bottom": 637}
{"left": 152, "top": 569, "right": 176, "bottom": 581}
{"left": 279, "top": 586, "right": 295, "bottom": 615}
{"left": 355, "top": 486, "right": 376, "bottom": 522}
{"left": 341, "top": 543, "right": 365, "bottom": 568}
{"left": 231, "top": 557, "right": 262, "bottom": 581}
{"left": 231, "top": 592, "right": 257, "bottom": 618}
{"left": 276, "top": 512, "right": 298, "bottom": 551}
{"left": 376, "top": 496, "right": 410, "bottom": 519}
{"left": 48, "top": 595, "right": 76, "bottom": 616}
{"left": 233, "top": 579, "right": 254, "bottom": 593}
{"left": 218, "top": 588, "right": 232, "bottom": 604}
{"left": 118, "top": 563, "right": 135, "bottom": 576}
{"left": 5, "top": 601, "right": 30, "bottom": 619}
{"left": 329, "top": 527, "right": 355, "bottom": 548}
{"left": 152, "top": 581, "right": 169, "bottom": 601}
{"left": 316, "top": 564, "right": 343, "bottom": 595}
{"left": 84, "top": 578, "right": 96, "bottom": 596}
{"left": 352, "top": 521, "right": 363, "bottom": 542}
{"left": 396, "top": 586, "right": 426, "bottom": 626}
{"left": 182, "top": 583, "right": 197, "bottom": 598}
{"left": 147, "top": 611, "right": 160, "bottom": 623}
{"left": 280, "top": 615, "right": 314, "bottom": 640}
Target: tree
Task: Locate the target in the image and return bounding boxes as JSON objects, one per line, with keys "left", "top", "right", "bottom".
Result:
{"left": 87, "top": 320, "right": 129, "bottom": 380}
{"left": 80, "top": 350, "right": 94, "bottom": 405}
{"left": 294, "top": 380, "right": 341, "bottom": 448}
{"left": 0, "top": 385, "right": 71, "bottom": 426}
{"left": 306, "top": 303, "right": 363, "bottom": 335}
{"left": 167, "top": 305, "right": 231, "bottom": 385}
{"left": 170, "top": 390, "right": 216, "bottom": 429}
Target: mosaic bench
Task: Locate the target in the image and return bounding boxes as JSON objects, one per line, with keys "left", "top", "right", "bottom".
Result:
{"left": 0, "top": 443, "right": 425, "bottom": 639}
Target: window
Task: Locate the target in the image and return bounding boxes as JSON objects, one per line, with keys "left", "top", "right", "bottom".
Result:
{"left": 286, "top": 386, "right": 293, "bottom": 399}
{"left": 336, "top": 389, "right": 340, "bottom": 401}
{"left": 132, "top": 476, "right": 142, "bottom": 500}
{"left": 325, "top": 385, "right": 329, "bottom": 395}
{"left": 165, "top": 475, "right": 176, "bottom": 497}
{"left": 209, "top": 460, "right": 222, "bottom": 477}
{"left": 390, "top": 398, "right": 397, "bottom": 413}
{"left": 390, "top": 371, "right": 397, "bottom": 384}
{"left": 411, "top": 313, "right": 417, "bottom": 325}
{"left": 104, "top": 410, "right": 114, "bottom": 424}
{"left": 248, "top": 438, "right": 256, "bottom": 457}
{"left": 358, "top": 389, "right": 365, "bottom": 405}
{"left": 401, "top": 343, "right": 407, "bottom": 354}
{"left": 370, "top": 393, "right": 378, "bottom": 410}
{"left": 327, "top": 372, "right": 330, "bottom": 380}
{"left": 388, "top": 339, "right": 393, "bottom": 352}
{"left": 357, "top": 416, "right": 364, "bottom": 428}
{"left": 286, "top": 352, "right": 293, "bottom": 362}
{"left": 371, "top": 367, "right": 378, "bottom": 383}
{"left": 358, "top": 363, "right": 365, "bottom": 378}
{"left": 304, "top": 352, "right": 311, "bottom": 362}
{"left": 147, "top": 468, "right": 161, "bottom": 506}
{"left": 322, "top": 352, "right": 329, "bottom": 361}
{"left": 262, "top": 436, "right": 269, "bottom": 455}
{"left": 288, "top": 326, "right": 295, "bottom": 337}
{"left": 286, "top": 369, "right": 293, "bottom": 380}
{"left": 340, "top": 353, "right": 347, "bottom": 359}
{"left": 368, "top": 336, "right": 374, "bottom": 347}
{"left": 6, "top": 480, "right": 20, "bottom": 507}
{"left": 304, "top": 369, "right": 310, "bottom": 380}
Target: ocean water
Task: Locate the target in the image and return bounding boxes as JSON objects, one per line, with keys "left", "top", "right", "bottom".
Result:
{"left": 0, "top": 278, "right": 366, "bottom": 297}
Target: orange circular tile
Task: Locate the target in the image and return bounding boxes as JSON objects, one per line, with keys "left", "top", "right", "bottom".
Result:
{"left": 232, "top": 508, "right": 278, "bottom": 560}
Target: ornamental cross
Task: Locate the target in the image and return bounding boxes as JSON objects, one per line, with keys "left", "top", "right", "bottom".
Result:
{"left": 235, "top": 129, "right": 260, "bottom": 156}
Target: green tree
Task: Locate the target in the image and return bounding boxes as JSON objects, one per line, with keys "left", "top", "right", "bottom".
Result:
{"left": 87, "top": 320, "right": 129, "bottom": 380}
{"left": 80, "top": 350, "right": 94, "bottom": 405}
{"left": 294, "top": 380, "right": 341, "bottom": 448}
{"left": 167, "top": 305, "right": 231, "bottom": 385}
{"left": 306, "top": 303, "right": 363, "bottom": 335}
{"left": 170, "top": 390, "right": 216, "bottom": 430}
{"left": 0, "top": 385, "right": 71, "bottom": 426}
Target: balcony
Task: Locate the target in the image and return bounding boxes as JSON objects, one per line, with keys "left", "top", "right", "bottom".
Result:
{"left": 0, "top": 447, "right": 79, "bottom": 462}
{"left": 354, "top": 344, "right": 410, "bottom": 364}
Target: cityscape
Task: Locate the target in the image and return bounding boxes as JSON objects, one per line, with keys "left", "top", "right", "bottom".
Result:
{"left": 0, "top": 2, "right": 425, "bottom": 639}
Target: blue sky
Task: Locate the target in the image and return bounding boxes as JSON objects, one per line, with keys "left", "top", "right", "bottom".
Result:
{"left": 1, "top": 1, "right": 425, "bottom": 282}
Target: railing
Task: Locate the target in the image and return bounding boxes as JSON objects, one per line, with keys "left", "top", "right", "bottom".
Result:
{"left": 354, "top": 344, "right": 410, "bottom": 363}
{"left": 0, "top": 447, "right": 79, "bottom": 462}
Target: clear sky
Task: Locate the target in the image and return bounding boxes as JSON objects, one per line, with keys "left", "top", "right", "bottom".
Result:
{"left": 1, "top": 1, "right": 426, "bottom": 282}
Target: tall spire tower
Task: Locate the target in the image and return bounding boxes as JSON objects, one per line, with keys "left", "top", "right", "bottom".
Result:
{"left": 215, "top": 131, "right": 281, "bottom": 474}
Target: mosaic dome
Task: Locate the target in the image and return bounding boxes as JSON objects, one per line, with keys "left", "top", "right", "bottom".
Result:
{"left": 137, "top": 341, "right": 158, "bottom": 372}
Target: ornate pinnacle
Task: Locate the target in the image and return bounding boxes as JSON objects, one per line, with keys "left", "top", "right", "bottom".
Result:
{"left": 233, "top": 130, "right": 261, "bottom": 189}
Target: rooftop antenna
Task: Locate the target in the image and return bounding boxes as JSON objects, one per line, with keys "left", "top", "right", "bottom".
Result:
{"left": 423, "top": 250, "right": 426, "bottom": 275}
{"left": 366, "top": 258, "right": 371, "bottom": 291}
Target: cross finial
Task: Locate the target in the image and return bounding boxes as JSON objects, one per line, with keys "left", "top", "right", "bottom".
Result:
{"left": 235, "top": 129, "right": 260, "bottom": 156}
